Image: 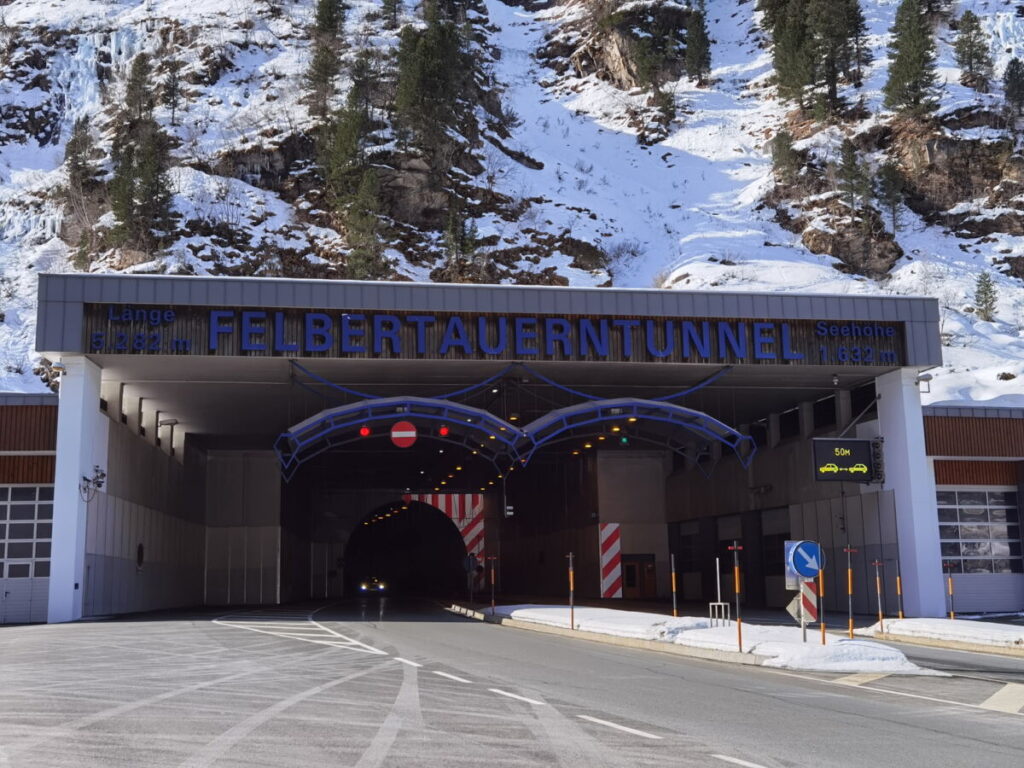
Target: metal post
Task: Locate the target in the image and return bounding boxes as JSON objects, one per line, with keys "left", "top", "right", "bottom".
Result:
{"left": 818, "top": 565, "right": 826, "bottom": 645}
{"left": 895, "top": 560, "right": 905, "bottom": 619}
{"left": 567, "top": 552, "right": 575, "bottom": 630}
{"left": 844, "top": 546, "right": 857, "bottom": 638}
{"left": 670, "top": 553, "right": 678, "bottom": 618}
{"left": 715, "top": 557, "right": 722, "bottom": 603}
{"left": 487, "top": 555, "right": 497, "bottom": 615}
{"left": 728, "top": 541, "right": 743, "bottom": 652}
{"left": 872, "top": 559, "right": 884, "bottom": 633}
{"left": 944, "top": 561, "right": 955, "bottom": 620}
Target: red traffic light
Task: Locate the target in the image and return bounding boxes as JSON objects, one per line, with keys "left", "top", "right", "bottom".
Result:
{"left": 439, "top": 425, "right": 450, "bottom": 437}
{"left": 359, "top": 425, "right": 371, "bottom": 437}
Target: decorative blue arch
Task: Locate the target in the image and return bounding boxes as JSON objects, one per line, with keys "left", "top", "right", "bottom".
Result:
{"left": 521, "top": 398, "right": 757, "bottom": 468}
{"left": 274, "top": 396, "right": 527, "bottom": 481}
{"left": 276, "top": 396, "right": 757, "bottom": 481}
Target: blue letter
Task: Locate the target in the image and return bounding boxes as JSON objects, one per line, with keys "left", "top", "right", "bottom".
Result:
{"left": 680, "top": 321, "right": 711, "bottom": 359}
{"left": 815, "top": 320, "right": 829, "bottom": 336}
{"left": 304, "top": 312, "right": 333, "bottom": 353}
{"left": 613, "top": 319, "right": 640, "bottom": 358}
{"left": 373, "top": 315, "right": 401, "bottom": 355}
{"left": 753, "top": 322, "right": 775, "bottom": 360}
{"left": 514, "top": 317, "right": 539, "bottom": 356}
{"left": 781, "top": 323, "right": 804, "bottom": 360}
{"left": 440, "top": 316, "right": 472, "bottom": 355}
{"left": 646, "top": 320, "right": 674, "bottom": 358}
{"left": 341, "top": 314, "right": 366, "bottom": 354}
{"left": 274, "top": 311, "right": 298, "bottom": 353}
{"left": 545, "top": 318, "right": 572, "bottom": 357}
{"left": 478, "top": 317, "right": 507, "bottom": 355}
{"left": 408, "top": 315, "right": 435, "bottom": 354}
{"left": 209, "top": 310, "right": 234, "bottom": 351}
{"left": 717, "top": 322, "right": 747, "bottom": 360}
{"left": 579, "top": 318, "right": 609, "bottom": 357}
{"left": 241, "top": 311, "right": 266, "bottom": 352}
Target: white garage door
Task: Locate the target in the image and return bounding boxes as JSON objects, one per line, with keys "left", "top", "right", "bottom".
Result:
{"left": 0, "top": 485, "right": 53, "bottom": 624}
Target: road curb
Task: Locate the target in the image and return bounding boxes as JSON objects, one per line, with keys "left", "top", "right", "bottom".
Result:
{"left": 446, "top": 604, "right": 768, "bottom": 666}
{"left": 872, "top": 631, "right": 1024, "bottom": 658}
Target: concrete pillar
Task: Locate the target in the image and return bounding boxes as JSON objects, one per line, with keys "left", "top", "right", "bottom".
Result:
{"left": 836, "top": 389, "right": 852, "bottom": 431}
{"left": 875, "top": 369, "right": 945, "bottom": 617}
{"left": 768, "top": 413, "right": 781, "bottom": 448}
{"left": 48, "top": 355, "right": 105, "bottom": 623}
{"left": 798, "top": 401, "right": 814, "bottom": 438}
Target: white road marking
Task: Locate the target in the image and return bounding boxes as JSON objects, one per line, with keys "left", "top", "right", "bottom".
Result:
{"left": 213, "top": 609, "right": 388, "bottom": 656}
{"left": 433, "top": 671, "right": 473, "bottom": 684}
{"left": 577, "top": 715, "right": 662, "bottom": 740}
{"left": 393, "top": 657, "right": 422, "bottom": 668}
{"left": 489, "top": 688, "right": 547, "bottom": 706}
{"left": 979, "top": 683, "right": 1024, "bottom": 714}
{"left": 834, "top": 672, "right": 889, "bottom": 686}
{"left": 711, "top": 755, "right": 769, "bottom": 768}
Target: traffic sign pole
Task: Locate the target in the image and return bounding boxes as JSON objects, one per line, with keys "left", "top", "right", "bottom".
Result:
{"left": 729, "top": 541, "right": 743, "bottom": 653}
{"left": 895, "top": 561, "right": 905, "bottom": 620}
{"left": 944, "top": 561, "right": 956, "bottom": 620}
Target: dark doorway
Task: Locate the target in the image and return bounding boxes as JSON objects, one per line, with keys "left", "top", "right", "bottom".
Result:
{"left": 622, "top": 554, "right": 657, "bottom": 599}
{"left": 343, "top": 501, "right": 467, "bottom": 598}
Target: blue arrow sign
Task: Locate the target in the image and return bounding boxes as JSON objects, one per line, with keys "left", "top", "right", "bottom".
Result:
{"left": 788, "top": 540, "right": 824, "bottom": 579}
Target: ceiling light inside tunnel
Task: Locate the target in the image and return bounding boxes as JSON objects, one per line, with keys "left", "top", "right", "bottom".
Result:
{"left": 491, "top": 387, "right": 500, "bottom": 394}
{"left": 611, "top": 426, "right": 621, "bottom": 433}
{"left": 441, "top": 481, "right": 447, "bottom": 485}
{"left": 628, "top": 417, "right": 638, "bottom": 423}
{"left": 456, "top": 465, "right": 462, "bottom": 471}
{"left": 572, "top": 450, "right": 580, "bottom": 455}
{"left": 584, "top": 443, "right": 593, "bottom": 449}
{"left": 510, "top": 413, "right": 519, "bottom": 421}
{"left": 598, "top": 436, "right": 605, "bottom": 441}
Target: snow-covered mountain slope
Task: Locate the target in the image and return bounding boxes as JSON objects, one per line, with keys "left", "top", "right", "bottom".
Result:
{"left": 0, "top": 0, "right": 1022, "bottom": 406}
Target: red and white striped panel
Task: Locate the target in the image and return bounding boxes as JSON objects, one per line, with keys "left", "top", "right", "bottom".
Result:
{"left": 403, "top": 493, "right": 486, "bottom": 585}
{"left": 599, "top": 523, "right": 623, "bottom": 599}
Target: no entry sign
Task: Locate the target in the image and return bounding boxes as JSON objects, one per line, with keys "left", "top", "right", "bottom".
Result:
{"left": 390, "top": 421, "right": 417, "bottom": 448}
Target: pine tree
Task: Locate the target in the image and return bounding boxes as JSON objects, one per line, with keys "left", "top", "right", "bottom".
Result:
{"left": 837, "top": 139, "right": 870, "bottom": 211}
{"left": 774, "top": 0, "right": 814, "bottom": 109}
{"left": 843, "top": 0, "right": 871, "bottom": 86}
{"left": 954, "top": 10, "right": 993, "bottom": 88}
{"left": 757, "top": 0, "right": 790, "bottom": 36}
{"left": 1004, "top": 58, "right": 1024, "bottom": 115}
{"left": 314, "top": 0, "right": 345, "bottom": 37}
{"left": 110, "top": 117, "right": 175, "bottom": 251}
{"left": 684, "top": 10, "right": 712, "bottom": 85}
{"left": 876, "top": 160, "right": 904, "bottom": 233}
{"left": 65, "top": 117, "right": 95, "bottom": 199}
{"left": 808, "top": 0, "right": 851, "bottom": 115}
{"left": 306, "top": 41, "right": 340, "bottom": 117}
{"left": 125, "top": 54, "right": 154, "bottom": 120}
{"left": 884, "top": 0, "right": 938, "bottom": 114}
{"left": 974, "top": 271, "right": 998, "bottom": 322}
{"left": 162, "top": 59, "right": 183, "bottom": 127}
{"left": 323, "top": 104, "right": 368, "bottom": 201}
{"left": 382, "top": 0, "right": 401, "bottom": 30}
{"left": 771, "top": 129, "right": 800, "bottom": 183}
{"left": 394, "top": 18, "right": 465, "bottom": 148}
{"left": 344, "top": 169, "right": 390, "bottom": 280}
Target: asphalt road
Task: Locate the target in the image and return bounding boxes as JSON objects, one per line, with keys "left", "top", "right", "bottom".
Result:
{"left": 0, "top": 599, "right": 1022, "bottom": 767}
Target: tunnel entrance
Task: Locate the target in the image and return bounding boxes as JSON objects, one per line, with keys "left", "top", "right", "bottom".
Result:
{"left": 343, "top": 501, "right": 468, "bottom": 599}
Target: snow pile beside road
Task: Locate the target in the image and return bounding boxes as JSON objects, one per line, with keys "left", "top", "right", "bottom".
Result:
{"left": 857, "top": 618, "right": 1024, "bottom": 651}
{"left": 492, "top": 604, "right": 928, "bottom": 673}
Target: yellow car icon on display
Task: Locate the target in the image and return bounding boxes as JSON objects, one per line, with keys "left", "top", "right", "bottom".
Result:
{"left": 850, "top": 463, "right": 868, "bottom": 474}
{"left": 820, "top": 463, "right": 839, "bottom": 474}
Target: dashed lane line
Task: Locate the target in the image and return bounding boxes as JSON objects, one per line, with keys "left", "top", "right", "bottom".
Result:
{"left": 979, "top": 683, "right": 1024, "bottom": 714}
{"left": 433, "top": 671, "right": 474, "bottom": 684}
{"left": 489, "top": 688, "right": 547, "bottom": 706}
{"left": 711, "top": 755, "right": 769, "bottom": 768}
{"left": 393, "top": 657, "right": 423, "bottom": 668}
{"left": 834, "top": 673, "right": 889, "bottom": 686}
{"left": 577, "top": 715, "right": 663, "bottom": 740}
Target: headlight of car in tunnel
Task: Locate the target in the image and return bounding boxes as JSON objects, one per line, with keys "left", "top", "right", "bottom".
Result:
{"left": 378, "top": 583, "right": 386, "bottom": 590}
{"left": 360, "top": 583, "right": 368, "bottom": 591}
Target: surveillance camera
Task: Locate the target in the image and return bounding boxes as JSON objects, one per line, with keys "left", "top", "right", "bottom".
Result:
{"left": 916, "top": 372, "right": 933, "bottom": 383}
{"left": 157, "top": 418, "right": 178, "bottom": 427}
{"left": 51, "top": 361, "right": 67, "bottom": 374}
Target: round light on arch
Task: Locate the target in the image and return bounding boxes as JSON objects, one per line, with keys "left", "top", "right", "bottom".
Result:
{"left": 439, "top": 425, "right": 450, "bottom": 437}
{"left": 359, "top": 425, "right": 371, "bottom": 437}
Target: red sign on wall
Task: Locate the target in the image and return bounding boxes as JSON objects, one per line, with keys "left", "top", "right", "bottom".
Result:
{"left": 390, "top": 421, "right": 417, "bottom": 448}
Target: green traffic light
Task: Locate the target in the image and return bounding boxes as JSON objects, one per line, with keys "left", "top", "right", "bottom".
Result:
{"left": 619, "top": 436, "right": 629, "bottom": 445}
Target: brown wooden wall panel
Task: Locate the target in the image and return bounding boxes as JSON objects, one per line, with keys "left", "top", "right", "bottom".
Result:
{"left": 0, "top": 405, "right": 58, "bottom": 451}
{"left": 925, "top": 417, "right": 1024, "bottom": 458}
{"left": 933, "top": 460, "right": 1021, "bottom": 486}
{"left": 0, "top": 455, "right": 56, "bottom": 484}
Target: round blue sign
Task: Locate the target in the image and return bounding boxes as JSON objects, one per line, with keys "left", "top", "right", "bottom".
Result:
{"left": 789, "top": 540, "right": 824, "bottom": 579}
